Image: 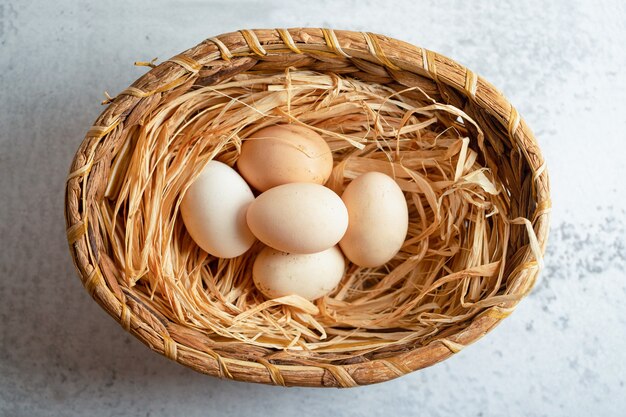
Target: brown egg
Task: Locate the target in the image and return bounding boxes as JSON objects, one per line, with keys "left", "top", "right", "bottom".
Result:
{"left": 340, "top": 172, "right": 409, "bottom": 267}
{"left": 237, "top": 124, "right": 334, "bottom": 191}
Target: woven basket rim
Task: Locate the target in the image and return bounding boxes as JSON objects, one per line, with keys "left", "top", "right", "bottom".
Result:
{"left": 65, "top": 28, "right": 551, "bottom": 387}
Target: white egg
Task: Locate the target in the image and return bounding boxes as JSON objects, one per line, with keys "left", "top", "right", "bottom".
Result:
{"left": 246, "top": 182, "right": 349, "bottom": 254}
{"left": 180, "top": 160, "right": 256, "bottom": 258}
{"left": 253, "top": 246, "right": 345, "bottom": 300}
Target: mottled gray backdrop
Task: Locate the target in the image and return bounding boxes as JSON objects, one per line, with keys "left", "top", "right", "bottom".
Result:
{"left": 1, "top": 1, "right": 625, "bottom": 416}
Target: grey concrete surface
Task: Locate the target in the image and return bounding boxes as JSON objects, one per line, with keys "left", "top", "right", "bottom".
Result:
{"left": 1, "top": 0, "right": 626, "bottom": 416}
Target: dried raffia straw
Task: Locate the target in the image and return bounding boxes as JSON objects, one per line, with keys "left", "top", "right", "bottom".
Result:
{"left": 65, "top": 29, "right": 551, "bottom": 387}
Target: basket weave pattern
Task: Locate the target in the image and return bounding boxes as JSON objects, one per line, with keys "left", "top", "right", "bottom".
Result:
{"left": 65, "top": 28, "right": 551, "bottom": 387}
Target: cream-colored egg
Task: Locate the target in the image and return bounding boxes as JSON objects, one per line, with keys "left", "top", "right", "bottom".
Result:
{"left": 246, "top": 183, "right": 348, "bottom": 254}
{"left": 237, "top": 124, "right": 334, "bottom": 191}
{"left": 253, "top": 246, "right": 345, "bottom": 300}
{"left": 180, "top": 160, "right": 256, "bottom": 258}
{"left": 340, "top": 172, "right": 409, "bottom": 267}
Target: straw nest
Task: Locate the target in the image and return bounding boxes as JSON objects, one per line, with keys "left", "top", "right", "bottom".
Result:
{"left": 65, "top": 29, "right": 551, "bottom": 387}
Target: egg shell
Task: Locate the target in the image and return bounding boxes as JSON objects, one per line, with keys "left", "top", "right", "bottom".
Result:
{"left": 253, "top": 245, "right": 345, "bottom": 300}
{"left": 180, "top": 160, "right": 256, "bottom": 258}
{"left": 340, "top": 172, "right": 409, "bottom": 267}
{"left": 237, "top": 124, "right": 334, "bottom": 192}
{"left": 246, "top": 182, "right": 349, "bottom": 254}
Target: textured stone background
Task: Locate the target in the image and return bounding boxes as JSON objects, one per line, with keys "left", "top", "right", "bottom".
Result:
{"left": 1, "top": 1, "right": 625, "bottom": 416}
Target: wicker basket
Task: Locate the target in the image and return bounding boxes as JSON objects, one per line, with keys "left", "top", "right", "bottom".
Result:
{"left": 65, "top": 28, "right": 551, "bottom": 387}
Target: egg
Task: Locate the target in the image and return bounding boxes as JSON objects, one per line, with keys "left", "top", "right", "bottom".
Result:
{"left": 237, "top": 124, "right": 334, "bottom": 191}
{"left": 340, "top": 172, "right": 409, "bottom": 267}
{"left": 180, "top": 160, "right": 256, "bottom": 258}
{"left": 246, "top": 183, "right": 348, "bottom": 254}
{"left": 253, "top": 246, "right": 345, "bottom": 300}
